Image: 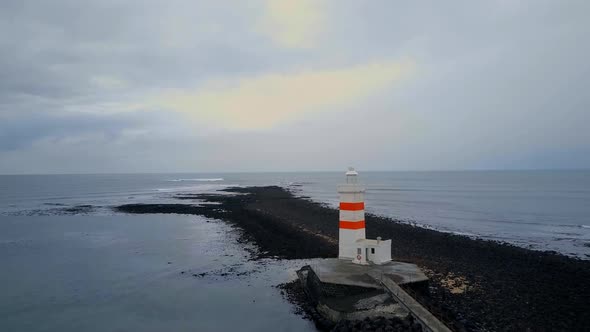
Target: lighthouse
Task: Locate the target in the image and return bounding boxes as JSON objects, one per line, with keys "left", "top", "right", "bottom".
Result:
{"left": 338, "top": 168, "right": 391, "bottom": 265}
{"left": 338, "top": 168, "right": 366, "bottom": 259}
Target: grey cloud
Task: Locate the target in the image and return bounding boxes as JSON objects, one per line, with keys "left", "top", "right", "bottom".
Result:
{"left": 0, "top": 105, "right": 203, "bottom": 152}
{"left": 0, "top": 111, "right": 144, "bottom": 150}
{"left": 0, "top": 0, "right": 589, "bottom": 173}
{"left": 0, "top": 0, "right": 275, "bottom": 103}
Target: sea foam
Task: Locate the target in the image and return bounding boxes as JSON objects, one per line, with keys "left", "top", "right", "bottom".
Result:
{"left": 168, "top": 178, "right": 224, "bottom": 182}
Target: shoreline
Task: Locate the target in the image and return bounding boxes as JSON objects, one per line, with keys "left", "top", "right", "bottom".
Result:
{"left": 116, "top": 186, "right": 590, "bottom": 331}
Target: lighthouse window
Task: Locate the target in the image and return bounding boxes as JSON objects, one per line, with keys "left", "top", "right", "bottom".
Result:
{"left": 371, "top": 248, "right": 375, "bottom": 254}
{"left": 357, "top": 248, "right": 362, "bottom": 255}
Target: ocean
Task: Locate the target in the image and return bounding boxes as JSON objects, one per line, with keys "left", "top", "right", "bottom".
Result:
{"left": 1, "top": 171, "right": 589, "bottom": 331}
{"left": 1, "top": 171, "right": 589, "bottom": 257}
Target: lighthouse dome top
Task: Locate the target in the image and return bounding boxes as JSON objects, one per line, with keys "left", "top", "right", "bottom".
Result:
{"left": 345, "top": 167, "right": 358, "bottom": 176}
{"left": 343, "top": 167, "right": 360, "bottom": 185}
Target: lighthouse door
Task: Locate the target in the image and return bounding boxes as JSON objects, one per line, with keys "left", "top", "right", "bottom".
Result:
{"left": 365, "top": 248, "right": 369, "bottom": 262}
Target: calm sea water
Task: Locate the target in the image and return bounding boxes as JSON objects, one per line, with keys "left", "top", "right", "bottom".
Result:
{"left": 1, "top": 171, "right": 589, "bottom": 330}
{"left": 0, "top": 214, "right": 316, "bottom": 331}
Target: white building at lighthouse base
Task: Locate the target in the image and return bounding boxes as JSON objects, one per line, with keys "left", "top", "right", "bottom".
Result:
{"left": 350, "top": 238, "right": 392, "bottom": 265}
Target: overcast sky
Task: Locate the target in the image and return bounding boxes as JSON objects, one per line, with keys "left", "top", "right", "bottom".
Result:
{"left": 1, "top": 0, "right": 589, "bottom": 174}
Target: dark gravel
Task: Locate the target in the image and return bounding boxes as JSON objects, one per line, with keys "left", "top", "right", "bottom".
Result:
{"left": 277, "top": 280, "right": 422, "bottom": 332}
{"left": 115, "top": 186, "right": 590, "bottom": 332}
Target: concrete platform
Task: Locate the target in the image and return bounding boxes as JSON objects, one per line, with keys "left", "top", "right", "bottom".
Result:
{"left": 367, "top": 270, "right": 451, "bottom": 332}
{"left": 310, "top": 258, "right": 428, "bottom": 289}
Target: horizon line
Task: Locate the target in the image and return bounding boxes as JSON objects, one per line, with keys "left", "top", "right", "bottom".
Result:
{"left": 1, "top": 168, "right": 589, "bottom": 176}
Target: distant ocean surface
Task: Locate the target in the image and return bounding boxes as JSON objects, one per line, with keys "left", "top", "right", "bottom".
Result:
{"left": 1, "top": 170, "right": 589, "bottom": 258}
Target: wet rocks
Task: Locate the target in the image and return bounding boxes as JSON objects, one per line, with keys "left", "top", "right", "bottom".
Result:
{"left": 331, "top": 316, "right": 422, "bottom": 332}
{"left": 180, "top": 263, "right": 257, "bottom": 281}
{"left": 116, "top": 204, "right": 204, "bottom": 215}
{"left": 278, "top": 278, "right": 419, "bottom": 332}
{"left": 15, "top": 204, "right": 97, "bottom": 216}
{"left": 277, "top": 280, "right": 313, "bottom": 319}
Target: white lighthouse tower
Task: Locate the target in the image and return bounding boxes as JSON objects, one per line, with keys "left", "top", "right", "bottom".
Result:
{"left": 338, "top": 168, "right": 392, "bottom": 265}
{"left": 338, "top": 167, "right": 366, "bottom": 259}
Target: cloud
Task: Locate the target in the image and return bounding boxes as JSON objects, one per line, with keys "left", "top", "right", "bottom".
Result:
{"left": 151, "top": 59, "right": 415, "bottom": 130}
{"left": 257, "top": 0, "right": 324, "bottom": 48}
{"left": 1, "top": 0, "right": 589, "bottom": 173}
{"left": 90, "top": 76, "right": 129, "bottom": 90}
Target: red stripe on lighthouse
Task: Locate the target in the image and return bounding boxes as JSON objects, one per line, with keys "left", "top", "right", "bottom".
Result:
{"left": 339, "top": 220, "right": 365, "bottom": 229}
{"left": 339, "top": 202, "right": 365, "bottom": 211}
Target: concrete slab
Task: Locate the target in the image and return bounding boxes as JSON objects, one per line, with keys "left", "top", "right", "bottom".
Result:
{"left": 310, "top": 258, "right": 428, "bottom": 289}
{"left": 367, "top": 271, "right": 451, "bottom": 332}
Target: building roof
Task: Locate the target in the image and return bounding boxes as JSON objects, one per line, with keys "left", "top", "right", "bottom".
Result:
{"left": 356, "top": 238, "right": 390, "bottom": 246}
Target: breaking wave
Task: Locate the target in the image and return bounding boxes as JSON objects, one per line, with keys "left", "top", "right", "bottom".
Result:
{"left": 168, "top": 178, "right": 224, "bottom": 182}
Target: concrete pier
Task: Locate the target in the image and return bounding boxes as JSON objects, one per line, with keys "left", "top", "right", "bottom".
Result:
{"left": 367, "top": 271, "right": 451, "bottom": 332}
{"left": 298, "top": 258, "right": 435, "bottom": 326}
{"left": 310, "top": 258, "right": 428, "bottom": 289}
{"left": 300, "top": 259, "right": 450, "bottom": 331}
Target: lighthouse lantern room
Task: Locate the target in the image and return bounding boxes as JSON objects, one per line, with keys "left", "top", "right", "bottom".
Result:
{"left": 338, "top": 168, "right": 392, "bottom": 265}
